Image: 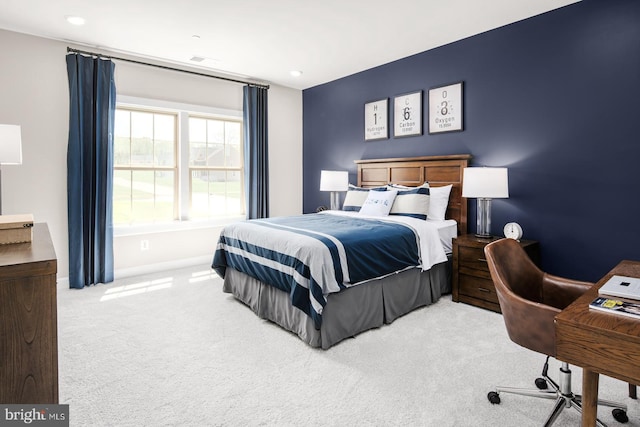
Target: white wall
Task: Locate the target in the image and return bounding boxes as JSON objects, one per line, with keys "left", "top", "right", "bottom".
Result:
{"left": 0, "top": 29, "right": 302, "bottom": 281}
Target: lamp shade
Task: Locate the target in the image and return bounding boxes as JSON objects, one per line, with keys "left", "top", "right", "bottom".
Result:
{"left": 462, "top": 167, "right": 508, "bottom": 198}
{"left": 0, "top": 124, "right": 23, "bottom": 165}
{"left": 320, "top": 170, "right": 349, "bottom": 192}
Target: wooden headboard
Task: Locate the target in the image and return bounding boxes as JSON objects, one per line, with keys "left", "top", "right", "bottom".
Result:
{"left": 354, "top": 154, "right": 471, "bottom": 235}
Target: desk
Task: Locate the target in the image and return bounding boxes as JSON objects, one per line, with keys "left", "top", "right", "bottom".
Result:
{"left": 556, "top": 260, "right": 640, "bottom": 426}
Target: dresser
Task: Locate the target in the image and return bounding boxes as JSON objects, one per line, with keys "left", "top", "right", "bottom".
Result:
{"left": 0, "top": 223, "right": 58, "bottom": 403}
{"left": 452, "top": 234, "right": 539, "bottom": 312}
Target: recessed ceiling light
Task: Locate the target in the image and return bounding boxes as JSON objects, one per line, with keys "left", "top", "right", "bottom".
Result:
{"left": 65, "top": 15, "right": 86, "bottom": 26}
{"left": 290, "top": 70, "right": 303, "bottom": 77}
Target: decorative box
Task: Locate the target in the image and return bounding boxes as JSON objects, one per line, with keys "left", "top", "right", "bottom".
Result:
{"left": 0, "top": 214, "right": 34, "bottom": 244}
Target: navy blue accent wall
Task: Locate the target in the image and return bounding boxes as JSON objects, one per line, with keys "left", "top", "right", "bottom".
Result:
{"left": 302, "top": 0, "right": 640, "bottom": 281}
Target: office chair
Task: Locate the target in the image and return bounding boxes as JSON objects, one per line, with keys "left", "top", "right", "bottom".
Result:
{"left": 484, "top": 238, "right": 629, "bottom": 426}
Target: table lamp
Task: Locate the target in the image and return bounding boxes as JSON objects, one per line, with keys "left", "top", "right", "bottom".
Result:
{"left": 320, "top": 170, "right": 348, "bottom": 210}
{"left": 462, "top": 167, "right": 509, "bottom": 238}
{"left": 0, "top": 124, "right": 23, "bottom": 214}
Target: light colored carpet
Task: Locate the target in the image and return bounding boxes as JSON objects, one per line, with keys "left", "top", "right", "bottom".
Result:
{"left": 57, "top": 265, "right": 639, "bottom": 427}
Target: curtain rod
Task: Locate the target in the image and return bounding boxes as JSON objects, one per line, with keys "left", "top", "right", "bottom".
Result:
{"left": 66, "top": 47, "right": 270, "bottom": 90}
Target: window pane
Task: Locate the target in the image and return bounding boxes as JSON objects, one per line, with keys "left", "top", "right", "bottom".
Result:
{"left": 189, "top": 117, "right": 206, "bottom": 144}
{"left": 113, "top": 170, "right": 132, "bottom": 224}
{"left": 226, "top": 170, "right": 243, "bottom": 212}
{"left": 115, "top": 110, "right": 131, "bottom": 138}
{"left": 225, "top": 121, "right": 242, "bottom": 167}
{"left": 131, "top": 111, "right": 153, "bottom": 138}
{"left": 190, "top": 170, "right": 243, "bottom": 219}
{"left": 154, "top": 114, "right": 175, "bottom": 167}
{"left": 154, "top": 170, "right": 174, "bottom": 221}
{"left": 207, "top": 171, "right": 227, "bottom": 215}
{"left": 131, "top": 170, "right": 155, "bottom": 223}
{"left": 207, "top": 142, "right": 225, "bottom": 167}
{"left": 190, "top": 170, "right": 211, "bottom": 219}
{"left": 155, "top": 140, "right": 174, "bottom": 167}
{"left": 131, "top": 111, "right": 153, "bottom": 166}
{"left": 114, "top": 110, "right": 131, "bottom": 166}
{"left": 189, "top": 117, "right": 207, "bottom": 167}
{"left": 207, "top": 120, "right": 225, "bottom": 167}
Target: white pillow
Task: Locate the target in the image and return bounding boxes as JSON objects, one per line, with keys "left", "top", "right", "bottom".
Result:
{"left": 342, "top": 184, "right": 386, "bottom": 211}
{"left": 428, "top": 185, "right": 452, "bottom": 221}
{"left": 389, "top": 187, "right": 430, "bottom": 220}
{"left": 359, "top": 189, "right": 398, "bottom": 216}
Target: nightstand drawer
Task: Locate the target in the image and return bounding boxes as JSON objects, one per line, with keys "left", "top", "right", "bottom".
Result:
{"left": 459, "top": 265, "right": 492, "bottom": 280}
{"left": 458, "top": 245, "right": 489, "bottom": 272}
{"left": 452, "top": 234, "right": 539, "bottom": 314}
{"left": 458, "top": 274, "right": 499, "bottom": 305}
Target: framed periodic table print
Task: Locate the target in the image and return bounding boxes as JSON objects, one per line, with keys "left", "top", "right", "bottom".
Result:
{"left": 364, "top": 98, "right": 388, "bottom": 141}
{"left": 428, "top": 82, "right": 463, "bottom": 134}
{"left": 394, "top": 91, "right": 422, "bottom": 137}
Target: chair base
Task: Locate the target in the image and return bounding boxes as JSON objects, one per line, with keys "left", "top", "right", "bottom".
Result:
{"left": 488, "top": 357, "right": 628, "bottom": 426}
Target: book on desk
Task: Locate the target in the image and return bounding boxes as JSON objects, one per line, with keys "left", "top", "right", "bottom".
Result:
{"left": 589, "top": 275, "right": 640, "bottom": 319}
{"left": 589, "top": 296, "right": 640, "bottom": 319}
{"left": 598, "top": 275, "right": 640, "bottom": 300}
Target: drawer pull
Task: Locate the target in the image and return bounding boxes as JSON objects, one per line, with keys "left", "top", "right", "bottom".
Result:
{"left": 478, "top": 258, "right": 487, "bottom": 263}
{"left": 478, "top": 287, "right": 491, "bottom": 293}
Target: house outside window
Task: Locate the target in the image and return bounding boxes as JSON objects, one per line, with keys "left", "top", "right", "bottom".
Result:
{"left": 113, "top": 97, "right": 244, "bottom": 229}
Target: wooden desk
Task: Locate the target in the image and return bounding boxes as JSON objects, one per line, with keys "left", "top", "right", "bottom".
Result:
{"left": 555, "top": 260, "right": 640, "bottom": 426}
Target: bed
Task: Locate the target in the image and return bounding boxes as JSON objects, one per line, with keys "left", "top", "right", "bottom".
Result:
{"left": 212, "top": 154, "right": 471, "bottom": 349}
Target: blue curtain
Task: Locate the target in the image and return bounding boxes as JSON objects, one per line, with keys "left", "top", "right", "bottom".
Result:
{"left": 66, "top": 53, "right": 116, "bottom": 288}
{"left": 243, "top": 85, "right": 269, "bottom": 219}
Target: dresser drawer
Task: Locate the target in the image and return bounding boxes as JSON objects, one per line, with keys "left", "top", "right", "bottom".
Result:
{"left": 458, "top": 274, "right": 499, "bottom": 305}
{"left": 458, "top": 245, "right": 489, "bottom": 272}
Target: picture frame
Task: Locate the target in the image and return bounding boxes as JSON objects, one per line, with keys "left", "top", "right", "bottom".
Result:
{"left": 364, "top": 98, "right": 389, "bottom": 141}
{"left": 428, "top": 82, "right": 464, "bottom": 134}
{"left": 393, "top": 91, "right": 422, "bottom": 137}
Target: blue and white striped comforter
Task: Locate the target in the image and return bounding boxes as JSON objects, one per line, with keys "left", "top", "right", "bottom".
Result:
{"left": 212, "top": 211, "right": 448, "bottom": 329}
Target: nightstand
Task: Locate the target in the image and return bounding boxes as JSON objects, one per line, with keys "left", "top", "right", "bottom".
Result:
{"left": 452, "top": 234, "right": 540, "bottom": 313}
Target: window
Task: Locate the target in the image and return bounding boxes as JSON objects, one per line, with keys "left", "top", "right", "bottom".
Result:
{"left": 114, "top": 109, "right": 177, "bottom": 224}
{"left": 113, "top": 98, "right": 244, "bottom": 228}
{"left": 188, "top": 117, "right": 243, "bottom": 219}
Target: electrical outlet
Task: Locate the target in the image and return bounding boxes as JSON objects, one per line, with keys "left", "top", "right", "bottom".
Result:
{"left": 140, "top": 239, "right": 149, "bottom": 251}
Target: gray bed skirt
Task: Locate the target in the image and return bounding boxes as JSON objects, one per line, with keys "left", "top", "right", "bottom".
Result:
{"left": 222, "top": 258, "right": 452, "bottom": 349}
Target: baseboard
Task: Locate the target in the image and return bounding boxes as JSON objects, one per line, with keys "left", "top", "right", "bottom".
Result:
{"left": 57, "top": 255, "right": 212, "bottom": 290}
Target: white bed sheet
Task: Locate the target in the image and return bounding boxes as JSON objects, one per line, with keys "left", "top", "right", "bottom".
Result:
{"left": 320, "top": 210, "right": 456, "bottom": 270}
{"left": 427, "top": 218, "right": 458, "bottom": 254}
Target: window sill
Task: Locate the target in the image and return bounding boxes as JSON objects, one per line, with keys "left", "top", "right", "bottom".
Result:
{"left": 114, "top": 216, "right": 244, "bottom": 237}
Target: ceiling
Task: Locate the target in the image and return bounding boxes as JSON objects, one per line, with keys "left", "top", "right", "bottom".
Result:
{"left": 0, "top": 0, "right": 579, "bottom": 90}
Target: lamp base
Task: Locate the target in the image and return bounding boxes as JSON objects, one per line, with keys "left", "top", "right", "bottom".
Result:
{"left": 329, "top": 192, "right": 341, "bottom": 210}
{"left": 475, "top": 198, "right": 493, "bottom": 238}
{"left": 474, "top": 233, "right": 495, "bottom": 240}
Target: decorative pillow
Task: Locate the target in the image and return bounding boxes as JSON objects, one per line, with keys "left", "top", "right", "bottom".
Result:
{"left": 389, "top": 187, "right": 430, "bottom": 220}
{"left": 358, "top": 189, "right": 398, "bottom": 216}
{"left": 428, "top": 184, "right": 452, "bottom": 221}
{"left": 342, "top": 184, "right": 386, "bottom": 211}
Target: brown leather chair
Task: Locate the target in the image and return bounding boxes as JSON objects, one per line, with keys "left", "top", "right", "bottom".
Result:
{"left": 484, "top": 238, "right": 630, "bottom": 426}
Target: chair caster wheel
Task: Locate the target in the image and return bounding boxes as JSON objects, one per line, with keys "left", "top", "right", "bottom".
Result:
{"left": 488, "top": 391, "right": 501, "bottom": 404}
{"left": 612, "top": 408, "right": 628, "bottom": 423}
{"left": 535, "top": 377, "right": 548, "bottom": 389}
